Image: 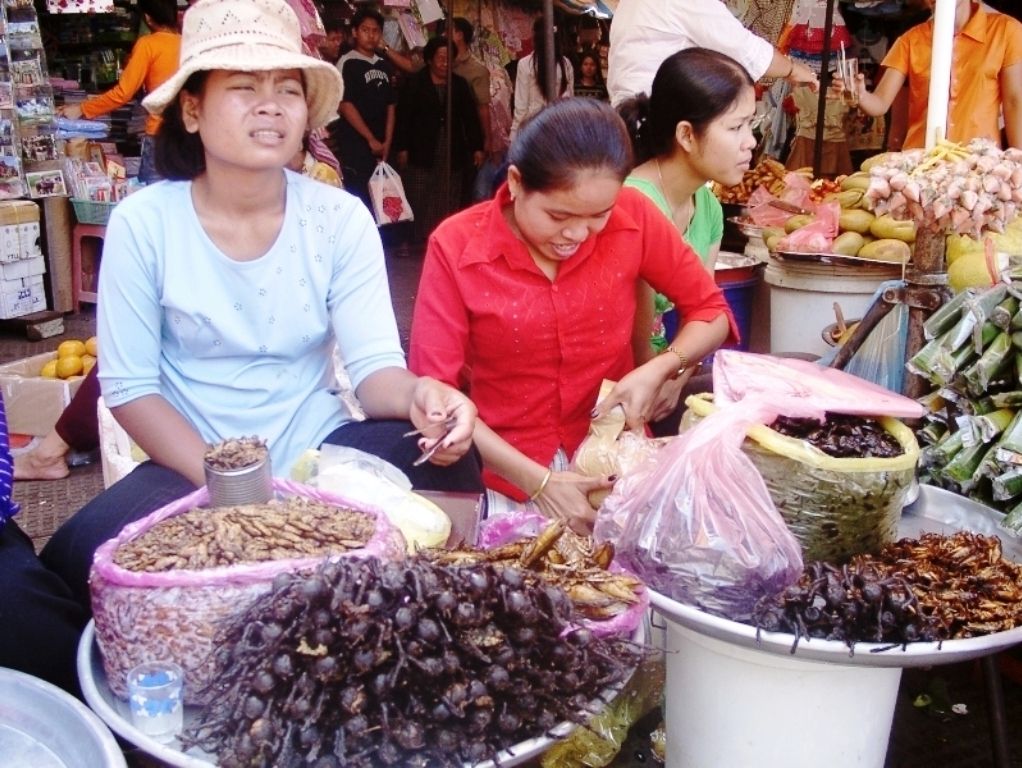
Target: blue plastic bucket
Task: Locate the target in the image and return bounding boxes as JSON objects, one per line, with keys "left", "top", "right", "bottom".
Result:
{"left": 662, "top": 274, "right": 759, "bottom": 354}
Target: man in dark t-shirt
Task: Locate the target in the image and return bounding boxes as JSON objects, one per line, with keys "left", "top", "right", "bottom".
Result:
{"left": 332, "top": 7, "right": 395, "bottom": 211}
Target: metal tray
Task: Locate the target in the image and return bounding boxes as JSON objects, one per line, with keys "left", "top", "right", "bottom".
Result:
{"left": 771, "top": 249, "right": 907, "bottom": 268}
{"left": 649, "top": 485, "right": 1022, "bottom": 668}
{"left": 0, "top": 667, "right": 125, "bottom": 768}
{"left": 79, "top": 619, "right": 642, "bottom": 767}
{"left": 726, "top": 215, "right": 764, "bottom": 239}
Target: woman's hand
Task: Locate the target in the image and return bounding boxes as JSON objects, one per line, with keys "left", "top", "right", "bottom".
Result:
{"left": 648, "top": 375, "right": 686, "bottom": 423}
{"left": 59, "top": 104, "right": 83, "bottom": 120}
{"left": 532, "top": 469, "right": 614, "bottom": 534}
{"left": 408, "top": 376, "right": 477, "bottom": 465}
{"left": 593, "top": 363, "right": 668, "bottom": 431}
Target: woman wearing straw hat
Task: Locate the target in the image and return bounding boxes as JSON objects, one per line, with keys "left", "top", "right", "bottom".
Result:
{"left": 36, "top": 0, "right": 483, "bottom": 608}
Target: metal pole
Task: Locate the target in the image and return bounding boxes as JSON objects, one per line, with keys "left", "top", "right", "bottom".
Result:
{"left": 811, "top": 0, "right": 837, "bottom": 178}
{"left": 541, "top": 0, "right": 556, "bottom": 104}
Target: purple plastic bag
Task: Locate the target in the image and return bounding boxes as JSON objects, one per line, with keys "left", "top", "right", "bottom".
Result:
{"left": 595, "top": 398, "right": 805, "bottom": 622}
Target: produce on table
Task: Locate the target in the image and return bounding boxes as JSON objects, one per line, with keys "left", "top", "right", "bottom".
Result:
{"left": 909, "top": 281, "right": 1022, "bottom": 518}
{"left": 713, "top": 157, "right": 795, "bottom": 204}
{"left": 112, "top": 497, "right": 376, "bottom": 571}
{"left": 752, "top": 530, "right": 1022, "bottom": 651}
{"left": 185, "top": 556, "right": 644, "bottom": 768}
{"left": 858, "top": 239, "right": 912, "bottom": 264}
{"left": 863, "top": 138, "right": 1022, "bottom": 237}
{"left": 40, "top": 336, "right": 97, "bottom": 379}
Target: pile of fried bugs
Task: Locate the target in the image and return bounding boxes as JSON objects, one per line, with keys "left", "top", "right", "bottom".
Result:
{"left": 204, "top": 436, "right": 269, "bottom": 471}
{"left": 184, "top": 556, "right": 643, "bottom": 767}
{"left": 751, "top": 559, "right": 947, "bottom": 655}
{"left": 860, "top": 531, "right": 1022, "bottom": 638}
{"left": 752, "top": 530, "right": 1022, "bottom": 653}
{"left": 769, "top": 414, "right": 904, "bottom": 459}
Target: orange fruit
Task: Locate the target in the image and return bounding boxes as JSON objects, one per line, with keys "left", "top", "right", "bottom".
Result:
{"left": 39, "top": 359, "right": 58, "bottom": 379}
{"left": 81, "top": 354, "right": 97, "bottom": 375}
{"left": 85, "top": 336, "right": 98, "bottom": 357}
{"left": 55, "top": 355, "right": 83, "bottom": 379}
{"left": 57, "top": 340, "right": 86, "bottom": 358}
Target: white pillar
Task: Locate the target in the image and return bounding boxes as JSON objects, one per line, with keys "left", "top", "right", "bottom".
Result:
{"left": 925, "top": 0, "right": 956, "bottom": 149}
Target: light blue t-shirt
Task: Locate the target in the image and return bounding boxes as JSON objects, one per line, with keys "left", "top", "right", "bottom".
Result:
{"left": 97, "top": 171, "right": 406, "bottom": 475}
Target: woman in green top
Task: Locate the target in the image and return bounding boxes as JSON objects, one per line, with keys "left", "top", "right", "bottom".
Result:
{"left": 620, "top": 48, "right": 757, "bottom": 426}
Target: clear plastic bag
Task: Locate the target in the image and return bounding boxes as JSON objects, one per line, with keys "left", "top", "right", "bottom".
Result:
{"left": 594, "top": 398, "right": 804, "bottom": 621}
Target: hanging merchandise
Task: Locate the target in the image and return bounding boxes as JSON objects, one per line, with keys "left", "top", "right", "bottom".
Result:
{"left": 781, "top": 0, "right": 853, "bottom": 60}
{"left": 414, "top": 0, "right": 445, "bottom": 26}
{"left": 44, "top": 0, "right": 114, "bottom": 14}
{"left": 368, "top": 162, "right": 414, "bottom": 227}
{"left": 397, "top": 10, "right": 427, "bottom": 50}
{"left": 0, "top": 0, "right": 64, "bottom": 200}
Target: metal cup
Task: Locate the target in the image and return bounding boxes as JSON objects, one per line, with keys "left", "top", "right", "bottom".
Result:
{"left": 203, "top": 454, "right": 273, "bottom": 507}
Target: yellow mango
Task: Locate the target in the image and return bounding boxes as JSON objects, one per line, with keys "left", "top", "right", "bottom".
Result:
{"left": 860, "top": 153, "right": 893, "bottom": 173}
{"left": 858, "top": 239, "right": 912, "bottom": 263}
{"left": 826, "top": 189, "right": 865, "bottom": 209}
{"left": 870, "top": 214, "right": 917, "bottom": 243}
{"left": 839, "top": 209, "right": 876, "bottom": 234}
{"left": 832, "top": 231, "right": 865, "bottom": 256}
{"left": 945, "top": 233, "right": 983, "bottom": 266}
{"left": 840, "top": 172, "right": 871, "bottom": 191}
{"left": 784, "top": 214, "right": 815, "bottom": 234}
{"left": 765, "top": 233, "right": 784, "bottom": 252}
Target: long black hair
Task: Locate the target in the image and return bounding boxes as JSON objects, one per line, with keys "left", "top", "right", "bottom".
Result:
{"left": 153, "top": 71, "right": 210, "bottom": 180}
{"left": 619, "top": 48, "right": 754, "bottom": 164}
{"left": 509, "top": 98, "right": 632, "bottom": 192}
{"left": 531, "top": 16, "right": 569, "bottom": 102}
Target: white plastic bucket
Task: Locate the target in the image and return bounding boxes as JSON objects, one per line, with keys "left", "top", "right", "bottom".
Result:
{"left": 763, "top": 260, "right": 901, "bottom": 357}
{"left": 663, "top": 620, "right": 901, "bottom": 768}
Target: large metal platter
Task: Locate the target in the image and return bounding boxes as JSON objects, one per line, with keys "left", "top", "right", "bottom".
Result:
{"left": 649, "top": 485, "right": 1022, "bottom": 668}
{"left": 771, "top": 250, "right": 907, "bottom": 268}
{"left": 79, "top": 621, "right": 641, "bottom": 768}
{"left": 0, "top": 666, "right": 125, "bottom": 768}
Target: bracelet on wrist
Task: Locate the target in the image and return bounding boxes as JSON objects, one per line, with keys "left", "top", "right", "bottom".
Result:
{"left": 784, "top": 57, "right": 795, "bottom": 78}
{"left": 529, "top": 468, "right": 553, "bottom": 501}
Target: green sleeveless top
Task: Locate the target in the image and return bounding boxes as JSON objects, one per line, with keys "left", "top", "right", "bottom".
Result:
{"left": 623, "top": 177, "right": 723, "bottom": 268}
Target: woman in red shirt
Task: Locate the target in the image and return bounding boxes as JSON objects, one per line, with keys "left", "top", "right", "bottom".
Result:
{"left": 409, "top": 98, "right": 737, "bottom": 531}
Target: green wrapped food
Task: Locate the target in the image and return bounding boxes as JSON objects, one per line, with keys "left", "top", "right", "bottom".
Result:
{"left": 683, "top": 395, "right": 918, "bottom": 563}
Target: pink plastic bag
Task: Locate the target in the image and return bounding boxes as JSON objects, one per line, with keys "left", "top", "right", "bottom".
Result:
{"left": 594, "top": 399, "right": 805, "bottom": 621}
{"left": 90, "top": 479, "right": 405, "bottom": 704}
{"left": 712, "top": 350, "right": 926, "bottom": 419}
{"left": 478, "top": 511, "right": 649, "bottom": 638}
{"left": 776, "top": 201, "right": 840, "bottom": 253}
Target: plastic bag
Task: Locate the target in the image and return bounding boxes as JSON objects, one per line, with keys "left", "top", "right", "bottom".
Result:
{"left": 570, "top": 380, "right": 668, "bottom": 509}
{"left": 368, "top": 161, "right": 414, "bottom": 226}
{"left": 90, "top": 479, "right": 405, "bottom": 704}
{"left": 594, "top": 398, "right": 804, "bottom": 621}
{"left": 712, "top": 349, "right": 925, "bottom": 419}
{"left": 776, "top": 201, "right": 839, "bottom": 253}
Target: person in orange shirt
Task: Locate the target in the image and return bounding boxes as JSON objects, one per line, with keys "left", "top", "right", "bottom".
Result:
{"left": 847, "top": 0, "right": 1022, "bottom": 149}
{"left": 58, "top": 0, "right": 181, "bottom": 182}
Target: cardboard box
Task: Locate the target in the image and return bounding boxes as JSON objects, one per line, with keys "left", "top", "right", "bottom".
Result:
{"left": 0, "top": 352, "right": 84, "bottom": 435}
{"left": 0, "top": 200, "right": 40, "bottom": 226}
{"left": 0, "top": 278, "right": 45, "bottom": 318}
{"left": 0, "top": 256, "right": 45, "bottom": 281}
{"left": 0, "top": 222, "right": 40, "bottom": 264}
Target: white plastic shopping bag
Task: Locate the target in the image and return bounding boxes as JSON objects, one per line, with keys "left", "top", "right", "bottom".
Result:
{"left": 368, "top": 161, "right": 414, "bottom": 226}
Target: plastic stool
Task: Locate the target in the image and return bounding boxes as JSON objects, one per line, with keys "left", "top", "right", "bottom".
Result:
{"left": 71, "top": 222, "right": 105, "bottom": 310}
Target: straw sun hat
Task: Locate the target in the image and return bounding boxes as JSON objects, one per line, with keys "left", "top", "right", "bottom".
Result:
{"left": 142, "top": 0, "right": 343, "bottom": 130}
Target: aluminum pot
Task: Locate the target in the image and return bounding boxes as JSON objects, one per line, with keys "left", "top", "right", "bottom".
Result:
{"left": 0, "top": 666, "right": 126, "bottom": 767}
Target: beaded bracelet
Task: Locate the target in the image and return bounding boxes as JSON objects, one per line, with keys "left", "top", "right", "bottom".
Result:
{"left": 529, "top": 469, "right": 553, "bottom": 501}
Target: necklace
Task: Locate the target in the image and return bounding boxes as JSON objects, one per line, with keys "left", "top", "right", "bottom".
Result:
{"left": 655, "top": 158, "right": 692, "bottom": 231}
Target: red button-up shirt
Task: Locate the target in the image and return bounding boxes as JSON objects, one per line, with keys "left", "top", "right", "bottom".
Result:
{"left": 409, "top": 184, "right": 737, "bottom": 499}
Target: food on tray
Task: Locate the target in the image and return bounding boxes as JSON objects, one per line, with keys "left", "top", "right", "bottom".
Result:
{"left": 713, "top": 157, "right": 792, "bottom": 204}
{"left": 113, "top": 497, "right": 376, "bottom": 571}
{"left": 863, "top": 138, "right": 1022, "bottom": 236}
{"left": 858, "top": 238, "right": 912, "bottom": 263}
{"left": 185, "top": 556, "right": 644, "bottom": 767}
{"left": 752, "top": 530, "right": 1022, "bottom": 650}
{"left": 423, "top": 521, "right": 644, "bottom": 623}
